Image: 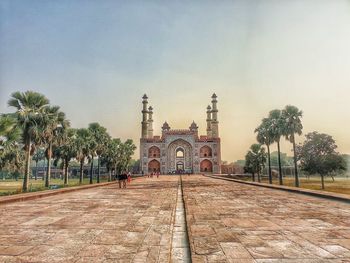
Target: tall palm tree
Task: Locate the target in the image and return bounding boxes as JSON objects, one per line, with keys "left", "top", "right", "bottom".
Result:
{"left": 100, "top": 138, "right": 120, "bottom": 182}
{"left": 75, "top": 128, "right": 91, "bottom": 184}
{"left": 41, "top": 106, "right": 70, "bottom": 188}
{"left": 54, "top": 128, "right": 77, "bottom": 185}
{"left": 255, "top": 118, "right": 273, "bottom": 184}
{"left": 268, "top": 109, "right": 284, "bottom": 185}
{"left": 7, "top": 91, "right": 49, "bottom": 191}
{"left": 281, "top": 105, "right": 303, "bottom": 187}
{"left": 0, "top": 114, "right": 23, "bottom": 179}
{"left": 88, "top": 123, "right": 109, "bottom": 183}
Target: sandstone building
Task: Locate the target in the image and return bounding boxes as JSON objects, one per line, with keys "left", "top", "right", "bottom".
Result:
{"left": 139, "top": 94, "right": 221, "bottom": 174}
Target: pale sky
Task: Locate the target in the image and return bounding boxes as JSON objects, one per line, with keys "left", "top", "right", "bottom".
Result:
{"left": 1, "top": 0, "right": 350, "bottom": 161}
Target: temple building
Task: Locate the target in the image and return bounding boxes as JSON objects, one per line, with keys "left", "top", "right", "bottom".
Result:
{"left": 139, "top": 94, "right": 221, "bottom": 174}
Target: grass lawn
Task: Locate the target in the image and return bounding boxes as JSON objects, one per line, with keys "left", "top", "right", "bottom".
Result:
{"left": 0, "top": 177, "right": 110, "bottom": 196}
{"left": 225, "top": 174, "right": 350, "bottom": 195}
{"left": 260, "top": 176, "right": 350, "bottom": 195}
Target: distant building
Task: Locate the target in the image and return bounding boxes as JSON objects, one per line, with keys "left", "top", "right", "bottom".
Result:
{"left": 139, "top": 94, "right": 221, "bottom": 174}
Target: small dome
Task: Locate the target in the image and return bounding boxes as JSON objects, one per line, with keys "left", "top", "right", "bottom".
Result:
{"left": 148, "top": 106, "right": 153, "bottom": 111}
{"left": 207, "top": 105, "right": 212, "bottom": 110}
{"left": 211, "top": 93, "right": 217, "bottom": 98}
{"left": 162, "top": 121, "right": 170, "bottom": 130}
{"left": 142, "top": 94, "right": 148, "bottom": 100}
{"left": 189, "top": 121, "right": 198, "bottom": 131}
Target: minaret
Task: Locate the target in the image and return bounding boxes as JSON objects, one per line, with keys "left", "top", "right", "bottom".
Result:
{"left": 147, "top": 106, "right": 154, "bottom": 138}
{"left": 141, "top": 94, "right": 149, "bottom": 139}
{"left": 206, "top": 105, "right": 212, "bottom": 138}
{"left": 211, "top": 93, "right": 219, "bottom": 138}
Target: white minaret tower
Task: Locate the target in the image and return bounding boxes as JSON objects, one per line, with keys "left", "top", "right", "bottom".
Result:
{"left": 206, "top": 105, "right": 212, "bottom": 138}
{"left": 141, "top": 94, "right": 149, "bottom": 139}
{"left": 211, "top": 93, "right": 219, "bottom": 138}
{"left": 147, "top": 106, "right": 154, "bottom": 138}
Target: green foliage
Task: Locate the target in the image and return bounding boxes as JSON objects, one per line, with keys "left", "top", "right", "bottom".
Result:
{"left": 297, "top": 132, "right": 346, "bottom": 176}
{"left": 7, "top": 91, "right": 50, "bottom": 191}
{"left": 2, "top": 90, "right": 136, "bottom": 191}
{"left": 244, "top": 144, "right": 266, "bottom": 176}
{"left": 281, "top": 105, "right": 303, "bottom": 142}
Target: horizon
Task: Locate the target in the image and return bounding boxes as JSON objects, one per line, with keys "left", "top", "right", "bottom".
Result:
{"left": 1, "top": 0, "right": 350, "bottom": 161}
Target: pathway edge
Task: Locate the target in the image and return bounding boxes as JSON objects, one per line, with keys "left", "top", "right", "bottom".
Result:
{"left": 0, "top": 181, "right": 117, "bottom": 205}
{"left": 204, "top": 175, "right": 350, "bottom": 204}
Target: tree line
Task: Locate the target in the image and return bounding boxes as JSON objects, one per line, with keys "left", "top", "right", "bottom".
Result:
{"left": 0, "top": 91, "right": 136, "bottom": 192}
{"left": 245, "top": 105, "right": 347, "bottom": 188}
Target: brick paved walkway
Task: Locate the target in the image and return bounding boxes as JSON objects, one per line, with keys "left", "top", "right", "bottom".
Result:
{"left": 0, "top": 176, "right": 179, "bottom": 263}
{"left": 182, "top": 175, "right": 350, "bottom": 263}
{"left": 1, "top": 175, "right": 350, "bottom": 263}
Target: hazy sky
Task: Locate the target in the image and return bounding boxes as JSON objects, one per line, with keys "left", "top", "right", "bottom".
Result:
{"left": 1, "top": 0, "right": 350, "bottom": 161}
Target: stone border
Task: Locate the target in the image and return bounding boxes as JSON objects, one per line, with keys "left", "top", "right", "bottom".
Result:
{"left": 0, "top": 181, "right": 117, "bottom": 205}
{"left": 205, "top": 174, "right": 350, "bottom": 204}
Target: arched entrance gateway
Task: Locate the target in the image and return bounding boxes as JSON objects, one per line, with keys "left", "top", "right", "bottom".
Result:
{"left": 140, "top": 93, "right": 221, "bottom": 174}
{"left": 167, "top": 139, "right": 193, "bottom": 173}
{"left": 148, "top": 159, "right": 160, "bottom": 172}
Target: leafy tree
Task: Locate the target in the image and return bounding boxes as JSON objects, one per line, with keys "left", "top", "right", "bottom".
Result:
{"left": 281, "top": 105, "right": 303, "bottom": 187}
{"left": 117, "top": 139, "right": 137, "bottom": 173}
{"left": 0, "top": 115, "right": 20, "bottom": 173}
{"left": 100, "top": 138, "right": 121, "bottom": 181}
{"left": 244, "top": 144, "right": 267, "bottom": 182}
{"left": 255, "top": 118, "right": 273, "bottom": 184}
{"left": 7, "top": 91, "right": 49, "bottom": 191}
{"left": 296, "top": 132, "right": 346, "bottom": 189}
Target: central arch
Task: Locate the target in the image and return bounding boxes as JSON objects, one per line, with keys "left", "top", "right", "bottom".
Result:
{"left": 148, "top": 159, "right": 160, "bottom": 172}
{"left": 167, "top": 139, "right": 193, "bottom": 173}
{"left": 200, "top": 159, "right": 213, "bottom": 172}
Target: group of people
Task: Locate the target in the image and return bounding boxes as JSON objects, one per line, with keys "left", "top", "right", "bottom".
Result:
{"left": 117, "top": 171, "right": 131, "bottom": 188}
{"left": 147, "top": 172, "right": 160, "bottom": 178}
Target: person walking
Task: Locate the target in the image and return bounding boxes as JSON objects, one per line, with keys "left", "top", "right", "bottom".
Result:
{"left": 127, "top": 172, "right": 131, "bottom": 183}
{"left": 117, "top": 173, "right": 122, "bottom": 188}
{"left": 122, "top": 171, "right": 127, "bottom": 188}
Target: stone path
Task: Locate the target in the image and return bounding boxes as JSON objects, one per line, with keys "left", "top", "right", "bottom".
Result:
{"left": 1, "top": 175, "right": 350, "bottom": 263}
{"left": 0, "top": 176, "right": 179, "bottom": 263}
{"left": 182, "top": 175, "right": 350, "bottom": 263}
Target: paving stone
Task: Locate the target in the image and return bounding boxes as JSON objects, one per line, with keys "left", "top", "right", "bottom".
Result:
{"left": 182, "top": 175, "right": 350, "bottom": 262}
{"left": 0, "top": 176, "right": 178, "bottom": 262}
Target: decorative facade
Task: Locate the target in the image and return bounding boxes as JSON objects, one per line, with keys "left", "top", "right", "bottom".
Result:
{"left": 140, "top": 94, "right": 221, "bottom": 174}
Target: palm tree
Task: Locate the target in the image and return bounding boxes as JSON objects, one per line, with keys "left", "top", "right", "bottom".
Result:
{"left": 255, "top": 118, "right": 273, "bottom": 184}
{"left": 281, "top": 105, "right": 303, "bottom": 187}
{"left": 7, "top": 91, "right": 49, "bottom": 191}
{"left": 268, "top": 109, "right": 284, "bottom": 185}
{"left": 41, "top": 106, "right": 70, "bottom": 188}
{"left": 88, "top": 123, "right": 109, "bottom": 183}
{"left": 32, "top": 148, "right": 45, "bottom": 180}
{"left": 100, "top": 138, "right": 120, "bottom": 182}
{"left": 75, "top": 128, "right": 91, "bottom": 184}
{"left": 0, "top": 114, "right": 23, "bottom": 180}
{"left": 54, "top": 128, "right": 77, "bottom": 185}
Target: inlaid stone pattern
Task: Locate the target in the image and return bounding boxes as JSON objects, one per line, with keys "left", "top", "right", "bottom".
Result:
{"left": 0, "top": 177, "right": 179, "bottom": 263}
{"left": 182, "top": 175, "right": 350, "bottom": 263}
